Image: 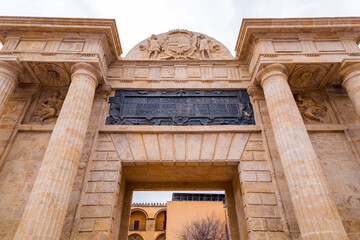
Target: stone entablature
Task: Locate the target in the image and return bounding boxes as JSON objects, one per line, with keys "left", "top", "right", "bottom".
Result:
{"left": 107, "top": 60, "right": 251, "bottom": 89}
{"left": 235, "top": 18, "right": 360, "bottom": 86}
{"left": 0, "top": 17, "right": 122, "bottom": 86}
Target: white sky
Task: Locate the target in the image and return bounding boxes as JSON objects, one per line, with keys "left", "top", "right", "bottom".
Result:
{"left": 1, "top": 0, "right": 358, "bottom": 203}
{"left": 0, "top": 0, "right": 359, "bottom": 56}
{"left": 133, "top": 191, "right": 225, "bottom": 204}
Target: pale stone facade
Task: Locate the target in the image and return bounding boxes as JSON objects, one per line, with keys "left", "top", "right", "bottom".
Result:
{"left": 0, "top": 16, "right": 359, "bottom": 240}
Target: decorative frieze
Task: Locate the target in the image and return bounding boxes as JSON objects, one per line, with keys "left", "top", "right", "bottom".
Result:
{"left": 107, "top": 62, "right": 250, "bottom": 84}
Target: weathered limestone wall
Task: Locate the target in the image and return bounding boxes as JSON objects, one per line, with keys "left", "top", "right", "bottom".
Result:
{"left": 0, "top": 132, "right": 50, "bottom": 239}
{"left": 237, "top": 132, "right": 288, "bottom": 240}
{"left": 0, "top": 85, "right": 36, "bottom": 159}
{"left": 0, "top": 85, "right": 41, "bottom": 240}
{"left": 310, "top": 132, "right": 360, "bottom": 238}
{"left": 72, "top": 132, "right": 123, "bottom": 240}
{"left": 322, "top": 87, "right": 360, "bottom": 239}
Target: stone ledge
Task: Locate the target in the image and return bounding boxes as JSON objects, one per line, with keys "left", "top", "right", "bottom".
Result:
{"left": 99, "top": 125, "right": 261, "bottom": 133}
{"left": 18, "top": 123, "right": 55, "bottom": 132}
{"left": 16, "top": 123, "right": 347, "bottom": 133}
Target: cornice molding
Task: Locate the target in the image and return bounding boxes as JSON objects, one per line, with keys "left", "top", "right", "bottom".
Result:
{"left": 236, "top": 17, "right": 360, "bottom": 60}
{"left": 0, "top": 16, "right": 122, "bottom": 60}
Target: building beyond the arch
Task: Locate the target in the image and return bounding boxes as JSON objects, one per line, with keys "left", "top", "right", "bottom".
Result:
{"left": 128, "top": 193, "right": 227, "bottom": 240}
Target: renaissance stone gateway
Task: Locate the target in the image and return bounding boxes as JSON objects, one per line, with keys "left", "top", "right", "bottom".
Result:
{"left": 0, "top": 16, "right": 360, "bottom": 240}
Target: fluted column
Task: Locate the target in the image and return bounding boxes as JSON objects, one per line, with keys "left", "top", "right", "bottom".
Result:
{"left": 0, "top": 61, "right": 19, "bottom": 117}
{"left": 340, "top": 62, "right": 360, "bottom": 118}
{"left": 15, "top": 63, "right": 101, "bottom": 240}
{"left": 258, "top": 64, "right": 347, "bottom": 240}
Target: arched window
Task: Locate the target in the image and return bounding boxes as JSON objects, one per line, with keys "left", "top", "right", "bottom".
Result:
{"left": 129, "top": 210, "right": 147, "bottom": 231}
{"left": 155, "top": 233, "right": 166, "bottom": 240}
{"left": 155, "top": 210, "right": 166, "bottom": 231}
{"left": 128, "top": 233, "right": 144, "bottom": 240}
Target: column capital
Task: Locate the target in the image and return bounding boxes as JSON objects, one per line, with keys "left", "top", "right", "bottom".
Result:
{"left": 247, "top": 85, "right": 263, "bottom": 97}
{"left": 256, "top": 63, "right": 288, "bottom": 88}
{"left": 71, "top": 62, "right": 102, "bottom": 87}
{"left": 339, "top": 62, "right": 360, "bottom": 87}
{"left": 0, "top": 60, "right": 21, "bottom": 84}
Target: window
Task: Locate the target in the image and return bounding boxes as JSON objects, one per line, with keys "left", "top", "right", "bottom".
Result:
{"left": 134, "top": 220, "right": 139, "bottom": 230}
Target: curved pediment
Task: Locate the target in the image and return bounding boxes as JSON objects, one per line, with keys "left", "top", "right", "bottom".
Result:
{"left": 125, "top": 29, "right": 233, "bottom": 60}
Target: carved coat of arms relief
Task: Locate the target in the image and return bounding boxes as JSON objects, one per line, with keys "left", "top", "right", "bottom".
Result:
{"left": 139, "top": 30, "right": 220, "bottom": 60}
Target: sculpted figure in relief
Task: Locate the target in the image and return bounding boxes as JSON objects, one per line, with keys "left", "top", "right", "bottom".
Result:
{"left": 148, "top": 34, "right": 162, "bottom": 59}
{"left": 34, "top": 90, "right": 64, "bottom": 122}
{"left": 294, "top": 94, "right": 327, "bottom": 121}
{"left": 197, "top": 34, "right": 212, "bottom": 59}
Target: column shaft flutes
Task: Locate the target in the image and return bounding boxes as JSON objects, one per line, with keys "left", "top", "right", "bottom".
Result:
{"left": 340, "top": 63, "right": 360, "bottom": 119}
{"left": 0, "top": 61, "right": 19, "bottom": 117}
{"left": 15, "top": 63, "right": 100, "bottom": 240}
{"left": 259, "top": 64, "right": 348, "bottom": 240}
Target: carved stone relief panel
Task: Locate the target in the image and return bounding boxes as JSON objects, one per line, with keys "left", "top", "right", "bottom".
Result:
{"left": 24, "top": 88, "right": 68, "bottom": 124}
{"left": 314, "top": 40, "right": 346, "bottom": 52}
{"left": 288, "top": 64, "right": 332, "bottom": 90}
{"left": 33, "top": 63, "right": 71, "bottom": 87}
{"left": 126, "top": 30, "right": 233, "bottom": 60}
{"left": 107, "top": 62, "right": 249, "bottom": 82}
{"left": 16, "top": 40, "right": 47, "bottom": 51}
{"left": 293, "top": 91, "right": 336, "bottom": 124}
{"left": 273, "top": 40, "right": 302, "bottom": 52}
{"left": 58, "top": 41, "right": 85, "bottom": 52}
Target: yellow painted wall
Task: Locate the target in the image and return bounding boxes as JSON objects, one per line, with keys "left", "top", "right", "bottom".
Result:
{"left": 155, "top": 211, "right": 166, "bottom": 231}
{"left": 166, "top": 201, "right": 226, "bottom": 240}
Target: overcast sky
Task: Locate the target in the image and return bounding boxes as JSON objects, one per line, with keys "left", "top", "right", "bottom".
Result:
{"left": 1, "top": 0, "right": 358, "bottom": 203}
{"left": 1, "top": 0, "right": 359, "bottom": 56}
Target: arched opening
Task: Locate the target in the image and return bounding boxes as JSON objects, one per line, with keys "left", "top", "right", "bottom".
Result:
{"left": 155, "top": 209, "right": 166, "bottom": 231}
{"left": 155, "top": 233, "right": 166, "bottom": 240}
{"left": 129, "top": 210, "right": 147, "bottom": 231}
{"left": 128, "top": 233, "right": 144, "bottom": 240}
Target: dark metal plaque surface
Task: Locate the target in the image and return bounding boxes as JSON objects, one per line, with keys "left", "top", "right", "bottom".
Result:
{"left": 106, "top": 90, "right": 255, "bottom": 125}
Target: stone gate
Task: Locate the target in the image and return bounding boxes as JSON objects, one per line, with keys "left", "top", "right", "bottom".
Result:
{"left": 0, "top": 16, "right": 360, "bottom": 240}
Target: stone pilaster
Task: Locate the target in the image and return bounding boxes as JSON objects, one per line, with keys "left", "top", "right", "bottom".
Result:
{"left": 14, "top": 63, "right": 101, "bottom": 240}
{"left": 258, "top": 64, "right": 348, "bottom": 240}
{"left": 340, "top": 62, "right": 360, "bottom": 119}
{"left": 0, "top": 61, "right": 19, "bottom": 117}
